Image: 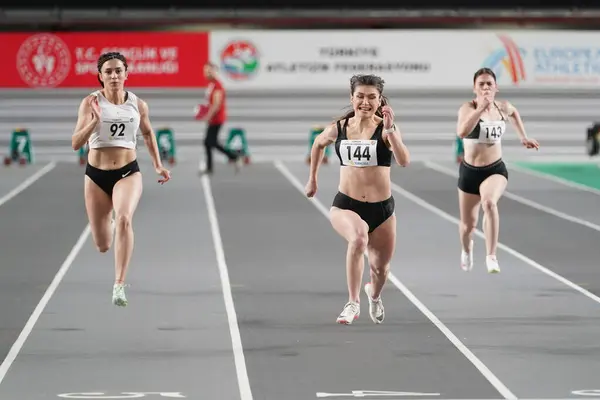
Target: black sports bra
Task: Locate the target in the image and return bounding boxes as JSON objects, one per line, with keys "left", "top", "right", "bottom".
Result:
{"left": 464, "top": 101, "right": 506, "bottom": 140}
{"left": 334, "top": 118, "right": 392, "bottom": 167}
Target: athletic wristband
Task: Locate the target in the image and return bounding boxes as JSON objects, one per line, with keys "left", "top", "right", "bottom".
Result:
{"left": 383, "top": 124, "right": 396, "bottom": 134}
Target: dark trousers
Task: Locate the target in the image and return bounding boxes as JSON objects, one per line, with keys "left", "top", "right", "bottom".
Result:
{"left": 204, "top": 123, "right": 238, "bottom": 172}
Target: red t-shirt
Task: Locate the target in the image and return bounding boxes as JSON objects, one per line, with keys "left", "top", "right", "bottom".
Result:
{"left": 205, "top": 79, "right": 226, "bottom": 125}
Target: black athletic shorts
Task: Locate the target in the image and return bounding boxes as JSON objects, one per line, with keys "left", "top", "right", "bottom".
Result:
{"left": 332, "top": 191, "right": 395, "bottom": 233}
{"left": 458, "top": 158, "right": 508, "bottom": 195}
{"left": 85, "top": 159, "right": 140, "bottom": 198}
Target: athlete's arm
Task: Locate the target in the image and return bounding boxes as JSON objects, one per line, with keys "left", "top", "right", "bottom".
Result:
{"left": 504, "top": 101, "right": 527, "bottom": 140}
{"left": 456, "top": 102, "right": 486, "bottom": 138}
{"left": 71, "top": 96, "right": 98, "bottom": 151}
{"left": 383, "top": 125, "right": 410, "bottom": 167}
{"left": 505, "top": 100, "right": 539, "bottom": 150}
{"left": 138, "top": 99, "right": 163, "bottom": 171}
{"left": 204, "top": 89, "right": 223, "bottom": 121}
{"left": 308, "top": 123, "right": 337, "bottom": 182}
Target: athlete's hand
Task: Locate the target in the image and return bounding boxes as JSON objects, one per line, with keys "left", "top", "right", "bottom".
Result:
{"left": 381, "top": 105, "right": 395, "bottom": 129}
{"left": 89, "top": 95, "right": 101, "bottom": 120}
{"left": 305, "top": 179, "right": 317, "bottom": 197}
{"left": 522, "top": 137, "right": 540, "bottom": 150}
{"left": 156, "top": 166, "right": 171, "bottom": 184}
{"left": 477, "top": 95, "right": 493, "bottom": 110}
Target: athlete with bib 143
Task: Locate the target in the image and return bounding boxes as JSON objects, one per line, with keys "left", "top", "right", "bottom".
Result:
{"left": 71, "top": 52, "right": 171, "bottom": 307}
{"left": 456, "top": 67, "right": 539, "bottom": 274}
{"left": 304, "top": 74, "right": 410, "bottom": 325}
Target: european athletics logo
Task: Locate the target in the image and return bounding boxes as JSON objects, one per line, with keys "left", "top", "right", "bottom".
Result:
{"left": 481, "top": 34, "right": 527, "bottom": 85}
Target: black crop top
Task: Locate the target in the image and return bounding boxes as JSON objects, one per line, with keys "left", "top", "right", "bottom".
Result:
{"left": 464, "top": 100, "right": 506, "bottom": 140}
{"left": 334, "top": 118, "right": 393, "bottom": 167}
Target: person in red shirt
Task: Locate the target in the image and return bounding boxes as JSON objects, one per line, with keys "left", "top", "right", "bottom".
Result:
{"left": 197, "top": 62, "right": 240, "bottom": 174}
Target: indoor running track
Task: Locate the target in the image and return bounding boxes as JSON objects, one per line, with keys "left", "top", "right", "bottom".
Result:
{"left": 0, "top": 158, "right": 599, "bottom": 400}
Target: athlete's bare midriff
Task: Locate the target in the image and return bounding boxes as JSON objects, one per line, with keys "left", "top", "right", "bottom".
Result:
{"left": 338, "top": 166, "right": 391, "bottom": 203}
{"left": 463, "top": 140, "right": 503, "bottom": 167}
{"left": 88, "top": 147, "right": 137, "bottom": 170}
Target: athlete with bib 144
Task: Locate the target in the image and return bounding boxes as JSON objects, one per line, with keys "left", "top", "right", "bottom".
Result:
{"left": 304, "top": 74, "right": 410, "bottom": 326}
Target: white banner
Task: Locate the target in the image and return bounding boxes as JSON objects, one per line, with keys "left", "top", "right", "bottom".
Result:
{"left": 209, "top": 30, "right": 600, "bottom": 90}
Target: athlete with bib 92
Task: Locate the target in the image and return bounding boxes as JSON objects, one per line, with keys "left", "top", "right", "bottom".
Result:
{"left": 71, "top": 52, "right": 171, "bottom": 307}
{"left": 304, "top": 74, "right": 410, "bottom": 325}
{"left": 456, "top": 67, "right": 539, "bottom": 274}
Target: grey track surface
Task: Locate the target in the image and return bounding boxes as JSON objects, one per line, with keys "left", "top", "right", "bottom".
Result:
{"left": 210, "top": 164, "right": 501, "bottom": 400}
{"left": 0, "top": 163, "right": 47, "bottom": 196}
{"left": 391, "top": 162, "right": 600, "bottom": 296}
{"left": 0, "top": 161, "right": 239, "bottom": 400}
{"left": 0, "top": 163, "right": 89, "bottom": 365}
{"left": 0, "top": 158, "right": 599, "bottom": 399}
{"left": 505, "top": 163, "right": 600, "bottom": 227}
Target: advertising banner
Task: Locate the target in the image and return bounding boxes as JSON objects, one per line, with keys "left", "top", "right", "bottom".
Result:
{"left": 209, "top": 30, "right": 600, "bottom": 90}
{"left": 0, "top": 32, "right": 209, "bottom": 89}
{"left": 210, "top": 30, "right": 453, "bottom": 90}
{"left": 5, "top": 30, "right": 600, "bottom": 90}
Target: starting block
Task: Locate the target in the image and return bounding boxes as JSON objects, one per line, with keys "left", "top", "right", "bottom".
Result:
{"left": 455, "top": 135, "right": 464, "bottom": 164}
{"left": 306, "top": 126, "right": 331, "bottom": 164}
{"left": 586, "top": 123, "right": 600, "bottom": 157}
{"left": 4, "top": 128, "right": 33, "bottom": 166}
{"left": 156, "top": 127, "right": 176, "bottom": 165}
{"left": 225, "top": 128, "right": 251, "bottom": 164}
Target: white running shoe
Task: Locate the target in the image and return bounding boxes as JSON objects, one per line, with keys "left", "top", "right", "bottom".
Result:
{"left": 364, "top": 282, "right": 385, "bottom": 324}
{"left": 486, "top": 255, "right": 500, "bottom": 274}
{"left": 336, "top": 301, "right": 360, "bottom": 325}
{"left": 112, "top": 283, "right": 128, "bottom": 307}
{"left": 461, "top": 240, "right": 474, "bottom": 271}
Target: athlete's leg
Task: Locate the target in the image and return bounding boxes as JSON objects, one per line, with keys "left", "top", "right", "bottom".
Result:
{"left": 458, "top": 189, "right": 481, "bottom": 271}
{"left": 330, "top": 207, "right": 369, "bottom": 302}
{"left": 329, "top": 207, "right": 369, "bottom": 324}
{"left": 111, "top": 172, "right": 143, "bottom": 286}
{"left": 364, "top": 214, "right": 396, "bottom": 324}
{"left": 84, "top": 176, "right": 114, "bottom": 253}
{"left": 366, "top": 214, "right": 395, "bottom": 299}
{"left": 478, "top": 174, "right": 507, "bottom": 273}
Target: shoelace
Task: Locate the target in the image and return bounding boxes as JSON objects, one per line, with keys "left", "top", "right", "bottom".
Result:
{"left": 370, "top": 297, "right": 383, "bottom": 315}
{"left": 341, "top": 302, "right": 359, "bottom": 317}
{"left": 113, "top": 283, "right": 130, "bottom": 293}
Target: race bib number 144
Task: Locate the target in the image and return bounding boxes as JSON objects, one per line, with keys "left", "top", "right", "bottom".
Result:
{"left": 340, "top": 139, "right": 378, "bottom": 167}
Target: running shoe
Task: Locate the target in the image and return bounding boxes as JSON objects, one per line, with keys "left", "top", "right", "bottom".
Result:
{"left": 336, "top": 301, "right": 359, "bottom": 324}
{"left": 461, "top": 240, "right": 474, "bottom": 271}
{"left": 364, "top": 282, "right": 385, "bottom": 324}
{"left": 112, "top": 283, "right": 128, "bottom": 307}
{"left": 486, "top": 255, "right": 500, "bottom": 274}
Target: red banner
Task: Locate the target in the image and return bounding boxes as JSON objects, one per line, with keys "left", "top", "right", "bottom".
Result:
{"left": 0, "top": 32, "right": 210, "bottom": 88}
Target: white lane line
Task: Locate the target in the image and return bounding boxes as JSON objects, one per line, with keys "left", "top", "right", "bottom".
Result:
{"left": 0, "top": 223, "right": 91, "bottom": 385}
{"left": 423, "top": 160, "right": 600, "bottom": 234}
{"left": 386, "top": 175, "right": 600, "bottom": 306}
{"left": 273, "top": 160, "right": 517, "bottom": 400}
{"left": 201, "top": 174, "right": 253, "bottom": 400}
{"left": 0, "top": 162, "right": 56, "bottom": 208}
